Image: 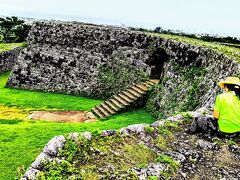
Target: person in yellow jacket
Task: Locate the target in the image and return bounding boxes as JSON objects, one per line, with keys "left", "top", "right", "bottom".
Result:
{"left": 213, "top": 76, "right": 240, "bottom": 134}
{"left": 190, "top": 76, "right": 240, "bottom": 137}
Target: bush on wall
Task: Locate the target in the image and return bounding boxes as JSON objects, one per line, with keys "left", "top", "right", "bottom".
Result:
{"left": 146, "top": 61, "right": 207, "bottom": 119}
{"left": 98, "top": 49, "right": 149, "bottom": 99}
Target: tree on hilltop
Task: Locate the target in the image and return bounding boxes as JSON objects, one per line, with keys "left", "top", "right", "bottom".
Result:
{"left": 0, "top": 16, "right": 31, "bottom": 43}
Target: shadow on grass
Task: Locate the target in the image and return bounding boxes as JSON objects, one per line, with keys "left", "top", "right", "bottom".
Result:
{"left": 0, "top": 119, "right": 22, "bottom": 124}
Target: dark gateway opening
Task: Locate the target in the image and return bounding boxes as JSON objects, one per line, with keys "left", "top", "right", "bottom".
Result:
{"left": 147, "top": 47, "right": 168, "bottom": 79}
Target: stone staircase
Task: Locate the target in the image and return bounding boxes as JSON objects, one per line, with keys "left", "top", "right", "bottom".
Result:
{"left": 91, "top": 79, "right": 159, "bottom": 119}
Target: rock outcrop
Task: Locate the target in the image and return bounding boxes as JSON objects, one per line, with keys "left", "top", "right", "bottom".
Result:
{"left": 7, "top": 22, "right": 159, "bottom": 98}
{"left": 0, "top": 47, "right": 22, "bottom": 74}
{"left": 21, "top": 111, "right": 240, "bottom": 180}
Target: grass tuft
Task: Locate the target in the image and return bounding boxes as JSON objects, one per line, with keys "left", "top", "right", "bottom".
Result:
{"left": 0, "top": 43, "right": 26, "bottom": 53}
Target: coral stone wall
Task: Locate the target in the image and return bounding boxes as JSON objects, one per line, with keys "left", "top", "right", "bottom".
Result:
{"left": 146, "top": 39, "right": 240, "bottom": 118}
{"left": 7, "top": 21, "right": 160, "bottom": 98}
{"left": 0, "top": 48, "right": 22, "bottom": 74}
{"left": 7, "top": 21, "right": 240, "bottom": 117}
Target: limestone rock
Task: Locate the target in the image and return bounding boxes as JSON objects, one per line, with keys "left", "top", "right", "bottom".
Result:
{"left": 120, "top": 124, "right": 148, "bottom": 135}
{"left": 81, "top": 132, "right": 92, "bottom": 140}
{"left": 21, "top": 167, "right": 39, "bottom": 180}
{"left": 101, "top": 130, "right": 116, "bottom": 137}
{"left": 0, "top": 47, "right": 22, "bottom": 73}
{"left": 197, "top": 139, "right": 216, "bottom": 150}
{"left": 131, "top": 163, "right": 166, "bottom": 180}
{"left": 151, "top": 120, "right": 165, "bottom": 128}
{"left": 31, "top": 152, "right": 51, "bottom": 170}
{"left": 167, "top": 114, "right": 184, "bottom": 121}
{"left": 43, "top": 135, "right": 66, "bottom": 156}
{"left": 68, "top": 132, "right": 79, "bottom": 142}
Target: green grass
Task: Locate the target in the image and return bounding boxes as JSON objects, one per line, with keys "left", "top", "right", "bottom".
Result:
{"left": 0, "top": 72, "right": 155, "bottom": 179}
{"left": 147, "top": 32, "right": 240, "bottom": 62}
{"left": 0, "top": 72, "right": 101, "bottom": 111}
{"left": 0, "top": 42, "right": 26, "bottom": 53}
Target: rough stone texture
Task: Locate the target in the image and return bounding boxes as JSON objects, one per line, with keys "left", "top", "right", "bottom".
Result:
{"left": 21, "top": 168, "right": 39, "bottom": 180}
{"left": 42, "top": 135, "right": 66, "bottom": 156}
{"left": 22, "top": 112, "right": 240, "bottom": 179}
{"left": 151, "top": 120, "right": 166, "bottom": 128}
{"left": 21, "top": 132, "right": 94, "bottom": 179}
{"left": 80, "top": 132, "right": 92, "bottom": 140}
{"left": 197, "top": 139, "right": 216, "bottom": 150}
{"left": 146, "top": 39, "right": 240, "bottom": 117}
{"left": 120, "top": 123, "right": 148, "bottom": 135}
{"left": 101, "top": 130, "right": 116, "bottom": 137}
{"left": 22, "top": 135, "right": 66, "bottom": 180}
{"left": 131, "top": 163, "right": 166, "bottom": 179}
{"left": 7, "top": 21, "right": 160, "bottom": 98}
{"left": 0, "top": 47, "right": 22, "bottom": 73}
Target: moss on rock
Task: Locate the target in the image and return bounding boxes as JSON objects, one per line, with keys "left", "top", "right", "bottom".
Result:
{"left": 98, "top": 48, "right": 149, "bottom": 99}
{"left": 146, "top": 61, "right": 208, "bottom": 119}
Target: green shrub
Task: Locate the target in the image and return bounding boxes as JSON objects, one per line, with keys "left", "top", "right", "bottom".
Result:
{"left": 98, "top": 50, "right": 149, "bottom": 99}
{"left": 144, "top": 126, "right": 155, "bottom": 134}
{"left": 156, "top": 154, "right": 180, "bottom": 179}
{"left": 146, "top": 62, "right": 207, "bottom": 118}
{"left": 148, "top": 176, "right": 158, "bottom": 180}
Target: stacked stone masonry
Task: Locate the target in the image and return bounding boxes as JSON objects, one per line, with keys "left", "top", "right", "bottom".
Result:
{"left": 0, "top": 48, "right": 22, "bottom": 74}
{"left": 7, "top": 21, "right": 240, "bottom": 115}
{"left": 7, "top": 22, "right": 157, "bottom": 98}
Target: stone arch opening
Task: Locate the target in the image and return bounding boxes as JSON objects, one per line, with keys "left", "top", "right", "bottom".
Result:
{"left": 147, "top": 47, "right": 168, "bottom": 79}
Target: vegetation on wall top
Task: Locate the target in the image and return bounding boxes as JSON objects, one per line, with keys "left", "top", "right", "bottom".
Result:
{"left": 149, "top": 32, "right": 240, "bottom": 63}
{"left": 153, "top": 26, "right": 240, "bottom": 45}
{"left": 130, "top": 26, "right": 240, "bottom": 63}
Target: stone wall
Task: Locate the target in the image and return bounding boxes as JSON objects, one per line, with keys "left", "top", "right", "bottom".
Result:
{"left": 6, "top": 21, "right": 240, "bottom": 117}
{"left": 7, "top": 21, "right": 162, "bottom": 98}
{"left": 146, "top": 39, "right": 240, "bottom": 118}
{"left": 0, "top": 48, "right": 22, "bottom": 74}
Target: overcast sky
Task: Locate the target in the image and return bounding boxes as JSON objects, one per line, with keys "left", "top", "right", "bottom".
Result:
{"left": 0, "top": 0, "right": 239, "bottom": 37}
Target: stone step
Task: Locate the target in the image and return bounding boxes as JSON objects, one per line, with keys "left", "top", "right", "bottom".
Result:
{"left": 118, "top": 93, "right": 134, "bottom": 103}
{"left": 91, "top": 79, "right": 159, "bottom": 119}
{"left": 131, "top": 86, "right": 146, "bottom": 95}
{"left": 97, "top": 106, "right": 110, "bottom": 117}
{"left": 127, "top": 89, "right": 142, "bottom": 98}
{"left": 109, "top": 98, "right": 124, "bottom": 109}
{"left": 92, "top": 108, "right": 104, "bottom": 118}
{"left": 149, "top": 79, "right": 159, "bottom": 84}
{"left": 142, "top": 82, "right": 151, "bottom": 88}
{"left": 101, "top": 103, "right": 116, "bottom": 114}
{"left": 113, "top": 95, "right": 130, "bottom": 106}
{"left": 135, "top": 84, "right": 148, "bottom": 91}
{"left": 122, "top": 91, "right": 138, "bottom": 100}
{"left": 146, "top": 81, "right": 155, "bottom": 85}
{"left": 105, "top": 100, "right": 119, "bottom": 111}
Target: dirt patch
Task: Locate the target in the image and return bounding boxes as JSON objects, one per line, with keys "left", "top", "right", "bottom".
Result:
{"left": 26, "top": 111, "right": 97, "bottom": 123}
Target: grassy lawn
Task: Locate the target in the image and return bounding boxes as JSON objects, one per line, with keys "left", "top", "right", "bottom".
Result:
{"left": 147, "top": 32, "right": 240, "bottom": 63}
{"left": 0, "top": 72, "right": 102, "bottom": 111}
{"left": 0, "top": 72, "right": 155, "bottom": 179}
{"left": 0, "top": 42, "right": 27, "bottom": 53}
